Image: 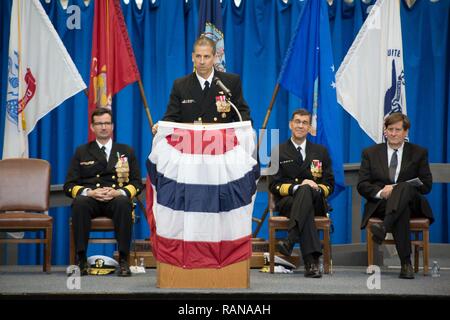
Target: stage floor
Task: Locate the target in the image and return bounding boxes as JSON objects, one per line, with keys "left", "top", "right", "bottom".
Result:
{"left": 1, "top": 265, "right": 449, "bottom": 299}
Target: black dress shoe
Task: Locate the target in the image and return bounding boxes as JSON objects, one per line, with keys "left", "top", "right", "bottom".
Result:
{"left": 399, "top": 263, "right": 414, "bottom": 279}
{"left": 67, "top": 260, "right": 88, "bottom": 277}
{"left": 304, "top": 262, "right": 322, "bottom": 278}
{"left": 75, "top": 259, "right": 89, "bottom": 276}
{"left": 370, "top": 223, "right": 387, "bottom": 245}
{"left": 277, "top": 239, "right": 294, "bottom": 256}
{"left": 118, "top": 259, "right": 132, "bottom": 277}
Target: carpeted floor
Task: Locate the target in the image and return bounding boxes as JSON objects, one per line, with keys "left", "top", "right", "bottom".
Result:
{"left": 1, "top": 265, "right": 449, "bottom": 299}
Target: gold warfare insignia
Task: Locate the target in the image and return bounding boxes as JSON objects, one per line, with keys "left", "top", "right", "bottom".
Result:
{"left": 80, "top": 161, "right": 95, "bottom": 166}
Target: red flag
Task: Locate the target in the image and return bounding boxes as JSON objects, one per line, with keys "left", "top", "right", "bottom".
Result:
{"left": 88, "top": 0, "right": 140, "bottom": 141}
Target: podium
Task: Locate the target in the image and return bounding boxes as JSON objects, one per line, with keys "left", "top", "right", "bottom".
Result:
{"left": 157, "top": 260, "right": 250, "bottom": 289}
{"left": 148, "top": 121, "right": 257, "bottom": 288}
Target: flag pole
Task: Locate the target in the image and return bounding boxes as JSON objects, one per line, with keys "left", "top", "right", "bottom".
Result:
{"left": 137, "top": 79, "right": 154, "bottom": 130}
{"left": 257, "top": 83, "right": 280, "bottom": 150}
{"left": 83, "top": 81, "right": 154, "bottom": 132}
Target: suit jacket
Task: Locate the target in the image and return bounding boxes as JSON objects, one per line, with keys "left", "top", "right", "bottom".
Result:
{"left": 269, "top": 139, "right": 335, "bottom": 215}
{"left": 64, "top": 141, "right": 143, "bottom": 199}
{"left": 162, "top": 70, "right": 251, "bottom": 123}
{"left": 357, "top": 142, "right": 433, "bottom": 228}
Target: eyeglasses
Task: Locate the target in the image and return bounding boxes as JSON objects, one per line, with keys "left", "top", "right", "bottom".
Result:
{"left": 93, "top": 122, "right": 112, "bottom": 127}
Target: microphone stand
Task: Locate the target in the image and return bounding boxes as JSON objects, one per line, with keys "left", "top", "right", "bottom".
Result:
{"left": 226, "top": 97, "right": 243, "bottom": 122}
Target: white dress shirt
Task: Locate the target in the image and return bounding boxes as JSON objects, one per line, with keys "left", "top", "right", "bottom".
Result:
{"left": 291, "top": 138, "right": 307, "bottom": 193}
{"left": 290, "top": 138, "right": 306, "bottom": 162}
{"left": 374, "top": 142, "right": 404, "bottom": 199}
{"left": 196, "top": 69, "right": 215, "bottom": 90}
{"left": 96, "top": 139, "right": 113, "bottom": 162}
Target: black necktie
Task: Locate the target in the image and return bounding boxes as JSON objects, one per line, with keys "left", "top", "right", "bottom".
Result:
{"left": 389, "top": 149, "right": 398, "bottom": 183}
{"left": 101, "top": 146, "right": 107, "bottom": 161}
{"left": 297, "top": 146, "right": 303, "bottom": 165}
{"left": 203, "top": 81, "right": 210, "bottom": 95}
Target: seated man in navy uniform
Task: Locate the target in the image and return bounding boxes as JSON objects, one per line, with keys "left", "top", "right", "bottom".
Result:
{"left": 269, "top": 109, "right": 334, "bottom": 278}
{"left": 64, "top": 108, "right": 143, "bottom": 276}
{"left": 153, "top": 35, "right": 250, "bottom": 133}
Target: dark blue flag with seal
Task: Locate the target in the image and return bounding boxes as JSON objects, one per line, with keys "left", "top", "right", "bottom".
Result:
{"left": 198, "top": 0, "right": 226, "bottom": 71}
{"left": 278, "top": 0, "right": 344, "bottom": 197}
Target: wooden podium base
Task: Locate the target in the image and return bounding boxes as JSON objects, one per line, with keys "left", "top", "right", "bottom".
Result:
{"left": 116, "top": 239, "right": 300, "bottom": 270}
{"left": 156, "top": 259, "right": 250, "bottom": 288}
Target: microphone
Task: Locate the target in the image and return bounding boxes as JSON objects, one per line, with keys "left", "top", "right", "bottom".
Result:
{"left": 213, "top": 76, "right": 232, "bottom": 98}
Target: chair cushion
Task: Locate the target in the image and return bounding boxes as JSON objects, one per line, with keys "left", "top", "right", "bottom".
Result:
{"left": 0, "top": 212, "right": 52, "bottom": 229}
{"left": 314, "top": 216, "right": 331, "bottom": 228}
{"left": 368, "top": 217, "right": 429, "bottom": 229}
{"left": 91, "top": 217, "right": 115, "bottom": 230}
{"left": 269, "top": 216, "right": 289, "bottom": 222}
{"left": 410, "top": 218, "right": 430, "bottom": 229}
{"left": 368, "top": 218, "right": 383, "bottom": 224}
{"left": 269, "top": 215, "right": 331, "bottom": 229}
{"left": 269, "top": 216, "right": 289, "bottom": 228}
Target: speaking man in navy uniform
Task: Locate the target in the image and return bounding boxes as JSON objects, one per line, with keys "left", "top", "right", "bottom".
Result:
{"left": 64, "top": 108, "right": 143, "bottom": 277}
{"left": 154, "top": 35, "right": 250, "bottom": 130}
{"left": 269, "top": 109, "right": 334, "bottom": 278}
{"left": 358, "top": 112, "right": 433, "bottom": 279}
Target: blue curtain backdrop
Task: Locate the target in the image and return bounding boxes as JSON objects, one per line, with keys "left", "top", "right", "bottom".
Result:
{"left": 0, "top": 0, "right": 448, "bottom": 265}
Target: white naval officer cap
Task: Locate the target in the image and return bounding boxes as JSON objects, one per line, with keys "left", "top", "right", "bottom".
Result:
{"left": 87, "top": 255, "right": 119, "bottom": 275}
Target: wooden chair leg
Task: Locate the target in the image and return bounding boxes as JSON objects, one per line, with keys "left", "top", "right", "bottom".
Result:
{"left": 423, "top": 229, "right": 429, "bottom": 276}
{"left": 69, "top": 220, "right": 75, "bottom": 265}
{"left": 413, "top": 232, "right": 419, "bottom": 273}
{"left": 323, "top": 227, "right": 330, "bottom": 274}
{"left": 367, "top": 226, "right": 374, "bottom": 271}
{"left": 45, "top": 226, "right": 52, "bottom": 273}
{"left": 414, "top": 244, "right": 419, "bottom": 273}
{"left": 269, "top": 226, "right": 276, "bottom": 273}
{"left": 43, "top": 229, "right": 48, "bottom": 273}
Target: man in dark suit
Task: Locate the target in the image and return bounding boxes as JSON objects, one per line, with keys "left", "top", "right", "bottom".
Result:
{"left": 358, "top": 113, "right": 433, "bottom": 279}
{"left": 269, "top": 109, "right": 334, "bottom": 278}
{"left": 154, "top": 35, "right": 250, "bottom": 130}
{"left": 64, "top": 108, "right": 143, "bottom": 277}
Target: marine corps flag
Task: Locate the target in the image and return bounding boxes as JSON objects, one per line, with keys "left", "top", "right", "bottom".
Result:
{"left": 88, "top": 0, "right": 140, "bottom": 141}
{"left": 3, "top": 0, "right": 86, "bottom": 159}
